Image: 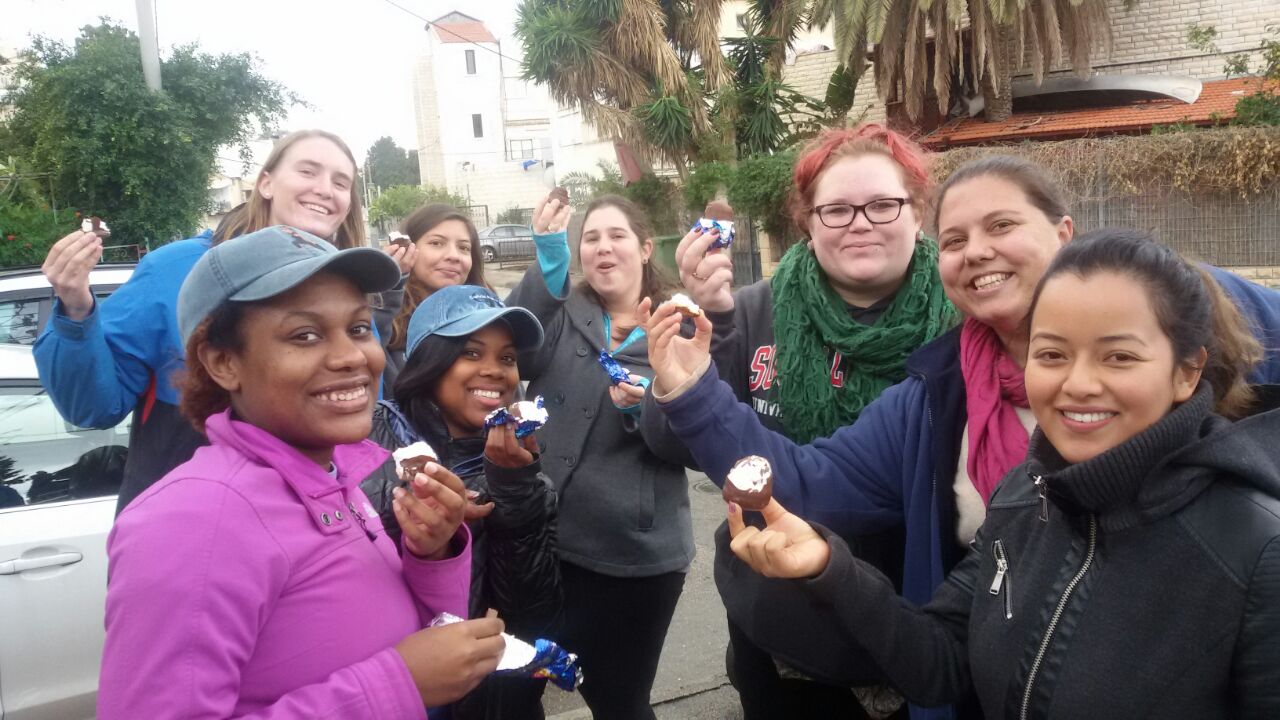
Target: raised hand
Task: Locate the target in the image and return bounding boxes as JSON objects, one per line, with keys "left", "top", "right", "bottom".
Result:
{"left": 639, "top": 296, "right": 712, "bottom": 395}
{"left": 41, "top": 229, "right": 103, "bottom": 321}
{"left": 726, "top": 498, "right": 831, "bottom": 579}
{"left": 392, "top": 461, "right": 472, "bottom": 559}
{"left": 532, "top": 192, "right": 571, "bottom": 235}
{"left": 383, "top": 239, "right": 418, "bottom": 275}
{"left": 484, "top": 422, "right": 538, "bottom": 469}
{"left": 675, "top": 225, "right": 734, "bottom": 313}
{"left": 396, "top": 610, "right": 506, "bottom": 706}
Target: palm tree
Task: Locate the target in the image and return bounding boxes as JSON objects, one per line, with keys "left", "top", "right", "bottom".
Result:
{"left": 516, "top": 0, "right": 730, "bottom": 171}
{"left": 810, "top": 0, "right": 1112, "bottom": 122}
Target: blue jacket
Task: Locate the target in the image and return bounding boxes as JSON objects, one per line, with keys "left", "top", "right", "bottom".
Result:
{"left": 35, "top": 232, "right": 213, "bottom": 513}
{"left": 664, "top": 267, "right": 1280, "bottom": 720}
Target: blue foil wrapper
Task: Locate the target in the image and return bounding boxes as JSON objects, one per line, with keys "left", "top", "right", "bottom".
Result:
{"left": 483, "top": 396, "right": 548, "bottom": 439}
{"left": 430, "top": 612, "right": 582, "bottom": 692}
{"left": 598, "top": 350, "right": 632, "bottom": 385}
{"left": 496, "top": 638, "right": 584, "bottom": 691}
{"left": 692, "top": 218, "right": 735, "bottom": 249}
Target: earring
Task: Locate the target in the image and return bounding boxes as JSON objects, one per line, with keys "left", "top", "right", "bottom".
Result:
{"left": 917, "top": 230, "right": 925, "bottom": 242}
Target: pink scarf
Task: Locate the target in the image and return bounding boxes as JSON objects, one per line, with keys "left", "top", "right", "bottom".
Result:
{"left": 960, "top": 317, "right": 1030, "bottom": 504}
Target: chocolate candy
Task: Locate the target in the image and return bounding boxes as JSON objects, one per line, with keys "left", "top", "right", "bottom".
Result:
{"left": 723, "top": 455, "right": 773, "bottom": 511}
{"left": 549, "top": 186, "right": 570, "bottom": 205}
{"left": 598, "top": 350, "right": 632, "bottom": 385}
{"left": 81, "top": 216, "right": 111, "bottom": 239}
{"left": 667, "top": 292, "right": 703, "bottom": 319}
{"left": 692, "top": 200, "right": 735, "bottom": 250}
{"left": 392, "top": 441, "right": 438, "bottom": 482}
{"left": 388, "top": 231, "right": 412, "bottom": 249}
{"left": 484, "top": 396, "right": 549, "bottom": 438}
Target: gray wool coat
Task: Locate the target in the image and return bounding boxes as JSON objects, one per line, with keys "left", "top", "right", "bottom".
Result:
{"left": 506, "top": 266, "right": 695, "bottom": 578}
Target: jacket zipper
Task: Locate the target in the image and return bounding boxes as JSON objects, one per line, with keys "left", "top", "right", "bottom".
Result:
{"left": 1032, "top": 474, "right": 1048, "bottom": 522}
{"left": 989, "top": 539, "right": 1012, "bottom": 620}
{"left": 1019, "top": 514, "right": 1097, "bottom": 720}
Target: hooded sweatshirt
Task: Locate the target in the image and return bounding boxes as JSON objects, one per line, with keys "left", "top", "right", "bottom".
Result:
{"left": 98, "top": 409, "right": 471, "bottom": 719}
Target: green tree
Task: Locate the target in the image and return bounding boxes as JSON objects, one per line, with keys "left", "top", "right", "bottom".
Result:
{"left": 1188, "top": 23, "right": 1280, "bottom": 126}
{"left": 364, "top": 136, "right": 421, "bottom": 189}
{"left": 367, "top": 184, "right": 469, "bottom": 227}
{"left": 2, "top": 22, "right": 295, "bottom": 250}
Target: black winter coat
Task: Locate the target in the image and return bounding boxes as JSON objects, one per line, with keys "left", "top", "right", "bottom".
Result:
{"left": 364, "top": 400, "right": 561, "bottom": 720}
{"left": 799, "top": 385, "right": 1280, "bottom": 719}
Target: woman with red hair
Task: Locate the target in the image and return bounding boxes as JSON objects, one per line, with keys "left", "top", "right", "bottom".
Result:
{"left": 669, "top": 124, "right": 955, "bottom": 717}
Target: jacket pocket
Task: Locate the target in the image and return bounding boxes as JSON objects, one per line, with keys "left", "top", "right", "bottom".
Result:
{"left": 989, "top": 539, "right": 1013, "bottom": 620}
{"left": 637, "top": 463, "right": 656, "bottom": 531}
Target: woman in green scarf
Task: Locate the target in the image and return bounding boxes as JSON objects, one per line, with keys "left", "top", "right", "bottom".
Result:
{"left": 672, "top": 123, "right": 955, "bottom": 718}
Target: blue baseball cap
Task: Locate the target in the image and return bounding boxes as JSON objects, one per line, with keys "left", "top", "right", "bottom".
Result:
{"left": 406, "top": 284, "right": 543, "bottom": 358}
{"left": 178, "top": 225, "right": 402, "bottom": 344}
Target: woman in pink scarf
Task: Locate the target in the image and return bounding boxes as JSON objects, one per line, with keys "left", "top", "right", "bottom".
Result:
{"left": 645, "top": 154, "right": 1280, "bottom": 720}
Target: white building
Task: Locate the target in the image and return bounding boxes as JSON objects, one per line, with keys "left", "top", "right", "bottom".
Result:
{"left": 413, "top": 11, "right": 615, "bottom": 223}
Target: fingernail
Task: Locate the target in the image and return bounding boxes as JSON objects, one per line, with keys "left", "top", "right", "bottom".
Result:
{"left": 728, "top": 502, "right": 740, "bottom": 515}
{"left": 424, "top": 461, "right": 439, "bottom": 474}
{"left": 392, "top": 487, "right": 405, "bottom": 499}
{"left": 467, "top": 490, "right": 480, "bottom": 499}
{"left": 414, "top": 475, "right": 429, "bottom": 488}
{"left": 694, "top": 227, "right": 703, "bottom": 233}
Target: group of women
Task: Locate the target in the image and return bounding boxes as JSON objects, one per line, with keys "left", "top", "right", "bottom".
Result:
{"left": 33, "top": 120, "right": 1280, "bottom": 720}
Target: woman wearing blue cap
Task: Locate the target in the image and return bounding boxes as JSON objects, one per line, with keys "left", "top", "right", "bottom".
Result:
{"left": 100, "top": 225, "right": 502, "bottom": 719}
{"left": 363, "top": 284, "right": 560, "bottom": 720}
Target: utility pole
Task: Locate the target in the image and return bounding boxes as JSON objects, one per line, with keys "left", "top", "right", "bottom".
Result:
{"left": 136, "top": 0, "right": 162, "bottom": 90}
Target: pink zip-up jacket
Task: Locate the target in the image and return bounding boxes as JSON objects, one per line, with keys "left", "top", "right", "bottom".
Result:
{"left": 98, "top": 409, "right": 471, "bottom": 719}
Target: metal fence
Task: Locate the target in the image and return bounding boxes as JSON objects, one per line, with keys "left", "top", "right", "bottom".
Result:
{"left": 1068, "top": 183, "right": 1280, "bottom": 268}
{"left": 731, "top": 214, "right": 763, "bottom": 286}
{"left": 463, "top": 204, "right": 490, "bottom": 230}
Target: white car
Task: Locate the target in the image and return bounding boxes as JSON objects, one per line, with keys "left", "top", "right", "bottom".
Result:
{"left": 0, "top": 265, "right": 136, "bottom": 346}
{"left": 0, "top": 340, "right": 132, "bottom": 720}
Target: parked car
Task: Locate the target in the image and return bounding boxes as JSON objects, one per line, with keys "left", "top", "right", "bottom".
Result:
{"left": 0, "top": 344, "right": 130, "bottom": 720}
{"left": 0, "top": 264, "right": 136, "bottom": 345}
{"left": 476, "top": 224, "right": 534, "bottom": 262}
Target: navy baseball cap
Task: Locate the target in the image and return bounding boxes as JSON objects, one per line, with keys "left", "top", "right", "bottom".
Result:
{"left": 178, "top": 225, "right": 402, "bottom": 344}
{"left": 406, "top": 284, "right": 543, "bottom": 358}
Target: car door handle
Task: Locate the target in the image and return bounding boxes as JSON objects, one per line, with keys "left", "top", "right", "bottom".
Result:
{"left": 0, "top": 551, "right": 84, "bottom": 575}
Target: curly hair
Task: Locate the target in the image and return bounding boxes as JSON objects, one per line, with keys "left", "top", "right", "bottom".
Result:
{"left": 174, "top": 302, "right": 246, "bottom": 433}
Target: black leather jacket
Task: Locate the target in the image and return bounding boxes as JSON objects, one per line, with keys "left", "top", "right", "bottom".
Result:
{"left": 800, "top": 385, "right": 1280, "bottom": 719}
{"left": 363, "top": 400, "right": 561, "bottom": 635}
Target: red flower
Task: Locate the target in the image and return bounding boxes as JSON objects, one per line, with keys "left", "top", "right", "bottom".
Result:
{"left": 5, "top": 235, "right": 14, "bottom": 242}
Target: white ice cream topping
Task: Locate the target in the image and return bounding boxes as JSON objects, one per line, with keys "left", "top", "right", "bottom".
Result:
{"left": 392, "top": 441, "right": 438, "bottom": 470}
{"left": 510, "top": 399, "right": 549, "bottom": 425}
{"left": 727, "top": 456, "right": 771, "bottom": 493}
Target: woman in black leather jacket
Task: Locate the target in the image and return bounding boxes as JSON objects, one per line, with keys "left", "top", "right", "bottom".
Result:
{"left": 710, "top": 231, "right": 1280, "bottom": 718}
{"left": 363, "top": 284, "right": 560, "bottom": 720}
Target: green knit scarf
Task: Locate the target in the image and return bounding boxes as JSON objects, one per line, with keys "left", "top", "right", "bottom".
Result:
{"left": 771, "top": 238, "right": 957, "bottom": 442}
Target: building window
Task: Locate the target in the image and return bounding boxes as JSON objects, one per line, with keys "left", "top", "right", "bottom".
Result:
{"left": 507, "top": 138, "right": 535, "bottom": 160}
{"left": 472, "top": 114, "right": 483, "bottom": 138}
{"left": 465, "top": 49, "right": 476, "bottom": 75}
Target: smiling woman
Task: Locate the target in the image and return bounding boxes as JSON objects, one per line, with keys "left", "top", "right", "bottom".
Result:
{"left": 382, "top": 204, "right": 489, "bottom": 391}
{"left": 33, "top": 128, "right": 412, "bottom": 515}
{"left": 98, "top": 226, "right": 511, "bottom": 719}
{"left": 362, "top": 284, "right": 559, "bottom": 720}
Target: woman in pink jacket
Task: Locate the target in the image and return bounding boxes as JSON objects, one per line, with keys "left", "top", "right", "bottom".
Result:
{"left": 98, "top": 225, "right": 504, "bottom": 719}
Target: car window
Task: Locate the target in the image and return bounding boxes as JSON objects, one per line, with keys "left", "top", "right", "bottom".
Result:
{"left": 0, "top": 297, "right": 44, "bottom": 345}
{"left": 0, "top": 386, "right": 130, "bottom": 509}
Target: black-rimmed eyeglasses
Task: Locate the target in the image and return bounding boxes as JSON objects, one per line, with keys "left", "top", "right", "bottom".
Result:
{"left": 812, "top": 198, "right": 910, "bottom": 229}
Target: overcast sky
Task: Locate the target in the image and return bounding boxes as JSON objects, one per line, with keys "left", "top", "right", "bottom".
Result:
{"left": 7, "top": 0, "right": 525, "bottom": 159}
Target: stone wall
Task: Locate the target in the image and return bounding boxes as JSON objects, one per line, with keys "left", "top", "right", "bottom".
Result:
{"left": 781, "top": 51, "right": 886, "bottom": 126}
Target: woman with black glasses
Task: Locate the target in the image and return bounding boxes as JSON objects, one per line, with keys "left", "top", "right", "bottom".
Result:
{"left": 665, "top": 124, "right": 956, "bottom": 719}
